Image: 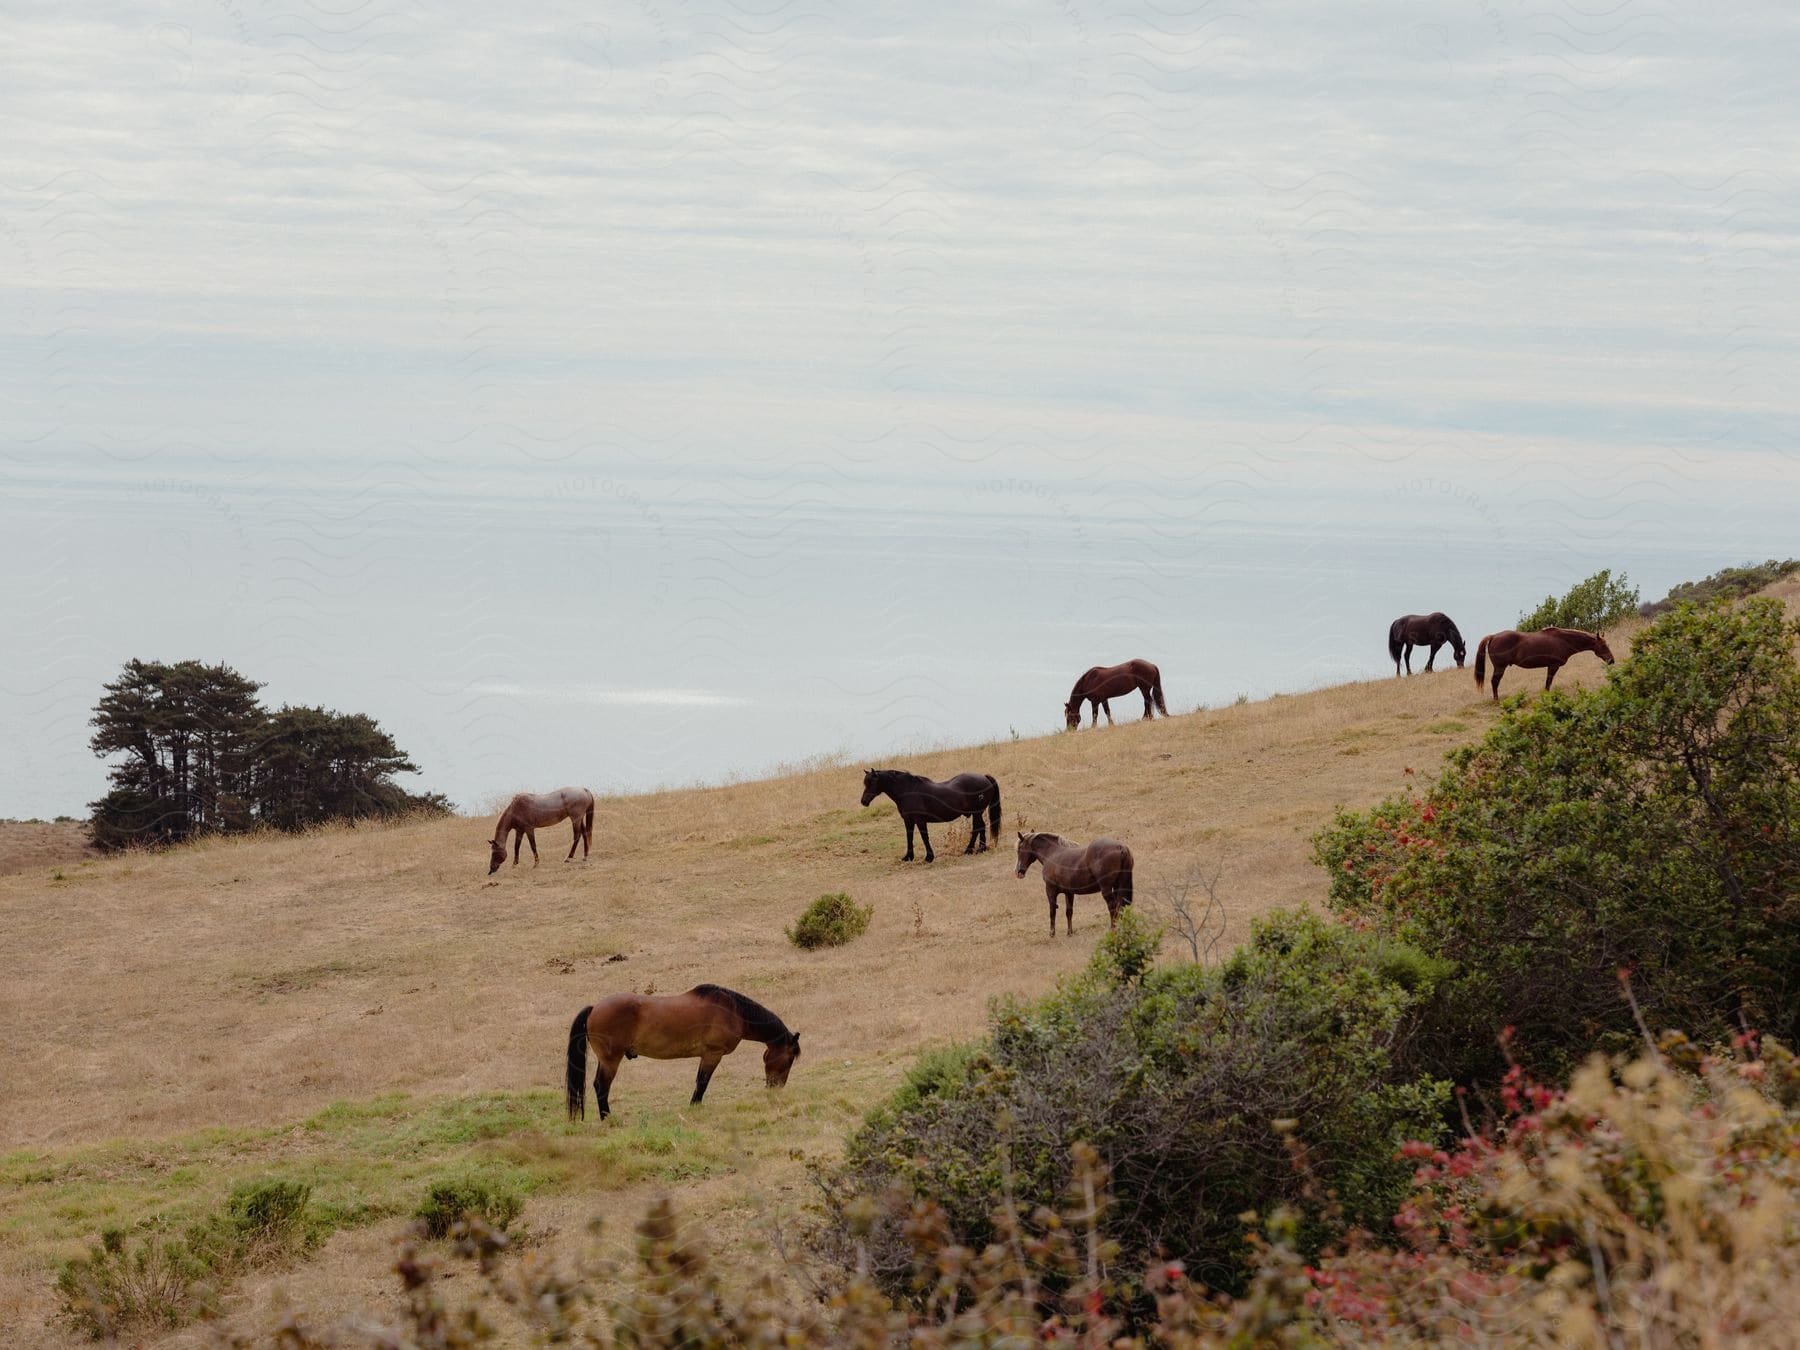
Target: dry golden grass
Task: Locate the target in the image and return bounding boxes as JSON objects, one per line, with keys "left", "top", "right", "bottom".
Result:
{"left": 0, "top": 627, "right": 1651, "bottom": 1345}
{"left": 0, "top": 822, "right": 95, "bottom": 878}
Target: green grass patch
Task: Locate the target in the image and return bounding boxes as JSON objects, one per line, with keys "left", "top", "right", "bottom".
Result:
{"left": 0, "top": 1089, "right": 743, "bottom": 1275}
{"left": 787, "top": 893, "right": 873, "bottom": 949}
{"left": 1425, "top": 719, "right": 1469, "bottom": 734}
{"left": 725, "top": 833, "right": 778, "bottom": 849}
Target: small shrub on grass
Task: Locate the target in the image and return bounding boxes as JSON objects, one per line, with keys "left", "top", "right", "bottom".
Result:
{"left": 1517, "top": 567, "right": 1639, "bottom": 631}
{"left": 54, "top": 1178, "right": 317, "bottom": 1339}
{"left": 415, "top": 1175, "right": 523, "bottom": 1240}
{"left": 786, "top": 892, "right": 872, "bottom": 949}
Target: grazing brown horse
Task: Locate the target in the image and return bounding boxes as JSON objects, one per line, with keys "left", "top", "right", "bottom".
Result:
{"left": 1014, "top": 830, "right": 1134, "bottom": 934}
{"left": 1388, "top": 613, "right": 1466, "bottom": 676}
{"left": 489, "top": 786, "right": 595, "bottom": 875}
{"left": 861, "top": 768, "right": 1001, "bottom": 863}
{"left": 565, "top": 985, "right": 800, "bottom": 1120}
{"left": 1065, "top": 659, "right": 1167, "bottom": 729}
{"left": 1474, "top": 627, "right": 1615, "bottom": 699}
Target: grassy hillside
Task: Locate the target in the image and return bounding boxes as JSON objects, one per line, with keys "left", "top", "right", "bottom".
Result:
{"left": 0, "top": 602, "right": 1724, "bottom": 1344}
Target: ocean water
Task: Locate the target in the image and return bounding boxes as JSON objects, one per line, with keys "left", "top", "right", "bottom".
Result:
{"left": 2, "top": 450, "right": 1784, "bottom": 819}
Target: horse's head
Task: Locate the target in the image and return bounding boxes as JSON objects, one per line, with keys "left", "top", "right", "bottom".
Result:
{"left": 859, "top": 769, "right": 880, "bottom": 807}
{"left": 487, "top": 838, "right": 506, "bottom": 875}
{"left": 763, "top": 1032, "right": 800, "bottom": 1088}
{"left": 1452, "top": 639, "right": 1467, "bottom": 668}
{"left": 1063, "top": 701, "right": 1080, "bottom": 730}
{"left": 1015, "top": 830, "right": 1037, "bottom": 878}
{"left": 1593, "top": 632, "right": 1616, "bottom": 664}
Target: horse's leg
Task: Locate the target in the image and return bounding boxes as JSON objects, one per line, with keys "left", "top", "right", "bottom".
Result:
{"left": 1046, "top": 884, "right": 1057, "bottom": 937}
{"left": 902, "top": 818, "right": 915, "bottom": 862}
{"left": 1545, "top": 662, "right": 1561, "bottom": 690}
{"left": 963, "top": 811, "right": 977, "bottom": 855}
{"left": 512, "top": 828, "right": 523, "bottom": 866}
{"left": 1089, "top": 698, "right": 1098, "bottom": 727}
{"left": 1102, "top": 699, "right": 1114, "bottom": 725}
{"left": 690, "top": 1052, "right": 724, "bottom": 1105}
{"left": 973, "top": 806, "right": 987, "bottom": 853}
{"left": 1064, "top": 892, "right": 1075, "bottom": 935}
{"left": 1425, "top": 641, "right": 1439, "bottom": 673}
{"left": 1491, "top": 661, "right": 1504, "bottom": 700}
{"left": 527, "top": 827, "right": 540, "bottom": 866}
{"left": 1141, "top": 683, "right": 1154, "bottom": 719}
{"left": 594, "top": 1049, "right": 623, "bottom": 1120}
{"left": 919, "top": 821, "right": 934, "bottom": 863}
{"left": 566, "top": 818, "right": 581, "bottom": 861}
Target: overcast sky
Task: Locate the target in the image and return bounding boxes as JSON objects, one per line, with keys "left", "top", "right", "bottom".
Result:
{"left": 3, "top": 0, "right": 1796, "bottom": 817}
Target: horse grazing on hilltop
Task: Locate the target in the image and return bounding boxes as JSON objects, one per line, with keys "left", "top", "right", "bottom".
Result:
{"left": 489, "top": 786, "right": 595, "bottom": 875}
{"left": 1064, "top": 658, "right": 1168, "bottom": 729}
{"left": 861, "top": 769, "right": 1001, "bottom": 863}
{"left": 1474, "top": 627, "right": 1615, "bottom": 700}
{"left": 1015, "top": 830, "right": 1134, "bottom": 934}
{"left": 566, "top": 985, "right": 800, "bottom": 1121}
{"left": 1388, "top": 613, "right": 1466, "bottom": 676}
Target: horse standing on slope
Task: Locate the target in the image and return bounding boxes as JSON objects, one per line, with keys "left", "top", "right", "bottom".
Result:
{"left": 1015, "top": 830, "right": 1134, "bottom": 934}
{"left": 1064, "top": 658, "right": 1168, "bottom": 729}
{"left": 565, "top": 985, "right": 800, "bottom": 1120}
{"left": 861, "top": 769, "right": 1001, "bottom": 863}
{"left": 488, "top": 786, "right": 595, "bottom": 875}
{"left": 1388, "top": 613, "right": 1466, "bottom": 676}
{"left": 1474, "top": 627, "right": 1615, "bottom": 700}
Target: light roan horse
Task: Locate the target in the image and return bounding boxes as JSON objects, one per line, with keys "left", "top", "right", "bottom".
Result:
{"left": 489, "top": 786, "right": 595, "bottom": 875}
{"left": 1474, "top": 627, "right": 1615, "bottom": 700}
{"left": 860, "top": 768, "right": 1001, "bottom": 863}
{"left": 1065, "top": 659, "right": 1167, "bottom": 729}
{"left": 565, "top": 985, "right": 800, "bottom": 1120}
{"left": 1388, "top": 612, "right": 1466, "bottom": 676}
{"left": 1014, "top": 830, "right": 1135, "bottom": 934}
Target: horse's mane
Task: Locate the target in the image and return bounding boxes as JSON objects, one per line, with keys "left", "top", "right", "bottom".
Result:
{"left": 866, "top": 767, "right": 922, "bottom": 784}
{"left": 692, "top": 984, "right": 792, "bottom": 1042}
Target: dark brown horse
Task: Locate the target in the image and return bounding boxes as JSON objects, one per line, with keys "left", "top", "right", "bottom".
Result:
{"left": 1014, "top": 830, "right": 1134, "bottom": 934}
{"left": 489, "top": 786, "right": 596, "bottom": 874}
{"left": 1388, "top": 613, "right": 1466, "bottom": 676}
{"left": 861, "top": 768, "right": 1001, "bottom": 863}
{"left": 1065, "top": 659, "right": 1167, "bottom": 729}
{"left": 565, "top": 984, "right": 800, "bottom": 1120}
{"left": 1474, "top": 627, "right": 1615, "bottom": 699}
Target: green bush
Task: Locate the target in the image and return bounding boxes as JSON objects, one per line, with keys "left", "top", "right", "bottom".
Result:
{"left": 54, "top": 1179, "right": 317, "bottom": 1339}
{"left": 786, "top": 892, "right": 872, "bottom": 949}
{"left": 1316, "top": 596, "right": 1800, "bottom": 1086}
{"left": 816, "top": 910, "right": 1450, "bottom": 1304}
{"left": 1642, "top": 557, "right": 1799, "bottom": 617}
{"left": 415, "top": 1175, "right": 523, "bottom": 1240}
{"left": 1518, "top": 568, "right": 1640, "bottom": 631}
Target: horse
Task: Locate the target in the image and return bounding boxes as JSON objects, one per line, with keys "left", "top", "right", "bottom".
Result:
{"left": 1064, "top": 659, "right": 1167, "bottom": 729}
{"left": 1388, "top": 613, "right": 1466, "bottom": 676}
{"left": 1474, "top": 627, "right": 1615, "bottom": 700}
{"left": 1014, "top": 830, "right": 1134, "bottom": 934}
{"left": 488, "top": 786, "right": 595, "bottom": 875}
{"left": 860, "top": 768, "right": 1001, "bottom": 863}
{"left": 565, "top": 984, "right": 800, "bottom": 1121}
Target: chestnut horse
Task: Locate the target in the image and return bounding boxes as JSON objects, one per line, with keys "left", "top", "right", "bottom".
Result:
{"left": 1065, "top": 659, "right": 1167, "bottom": 729}
{"left": 1474, "top": 627, "right": 1615, "bottom": 699}
{"left": 1015, "top": 830, "right": 1134, "bottom": 934}
{"left": 861, "top": 768, "right": 1001, "bottom": 863}
{"left": 489, "top": 786, "right": 595, "bottom": 875}
{"left": 1388, "top": 613, "right": 1466, "bottom": 676}
{"left": 565, "top": 985, "right": 800, "bottom": 1120}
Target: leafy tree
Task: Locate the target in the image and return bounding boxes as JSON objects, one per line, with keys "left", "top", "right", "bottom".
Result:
{"left": 252, "top": 705, "right": 437, "bottom": 831}
{"left": 88, "top": 660, "right": 263, "bottom": 848}
{"left": 1641, "top": 557, "right": 1799, "bottom": 617}
{"left": 88, "top": 662, "right": 444, "bottom": 849}
{"left": 1315, "top": 597, "right": 1800, "bottom": 1085}
{"left": 1517, "top": 568, "right": 1640, "bottom": 632}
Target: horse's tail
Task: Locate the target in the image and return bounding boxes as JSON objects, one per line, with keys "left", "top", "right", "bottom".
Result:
{"left": 1474, "top": 636, "right": 1489, "bottom": 687}
{"left": 1387, "top": 619, "right": 1404, "bottom": 666}
{"left": 985, "top": 775, "right": 1001, "bottom": 839}
{"left": 1119, "top": 847, "right": 1134, "bottom": 908}
{"left": 1151, "top": 667, "right": 1168, "bottom": 716}
{"left": 566, "top": 1005, "right": 592, "bottom": 1121}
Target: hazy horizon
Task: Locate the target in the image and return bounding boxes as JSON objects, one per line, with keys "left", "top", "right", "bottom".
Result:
{"left": 5, "top": 0, "right": 1797, "bottom": 818}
